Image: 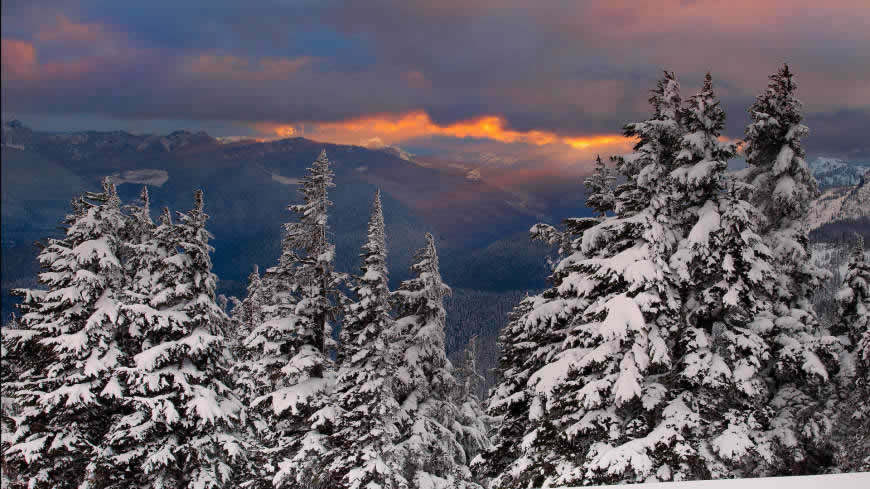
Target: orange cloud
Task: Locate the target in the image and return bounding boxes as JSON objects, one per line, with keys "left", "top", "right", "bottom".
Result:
{"left": 1, "top": 39, "right": 37, "bottom": 78}
{"left": 252, "top": 111, "right": 631, "bottom": 153}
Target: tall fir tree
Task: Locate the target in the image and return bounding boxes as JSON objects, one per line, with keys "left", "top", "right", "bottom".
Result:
{"left": 314, "top": 189, "right": 409, "bottom": 489}
{"left": 240, "top": 150, "right": 345, "bottom": 488}
{"left": 739, "top": 65, "right": 838, "bottom": 473}
{"left": 479, "top": 71, "right": 685, "bottom": 487}
{"left": 4, "top": 179, "right": 127, "bottom": 488}
{"left": 392, "top": 233, "right": 484, "bottom": 489}
{"left": 666, "top": 74, "right": 787, "bottom": 476}
{"left": 103, "top": 191, "right": 243, "bottom": 488}
{"left": 117, "top": 186, "right": 157, "bottom": 359}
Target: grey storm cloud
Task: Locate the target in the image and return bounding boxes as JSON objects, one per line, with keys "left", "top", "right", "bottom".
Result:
{"left": 2, "top": 0, "right": 869, "bottom": 157}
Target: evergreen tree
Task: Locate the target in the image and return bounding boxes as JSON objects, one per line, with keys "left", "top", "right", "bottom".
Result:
{"left": 392, "top": 233, "right": 484, "bottom": 489}
{"left": 118, "top": 186, "right": 158, "bottom": 358}
{"left": 285, "top": 149, "right": 343, "bottom": 358}
{"left": 315, "top": 190, "right": 409, "bottom": 489}
{"left": 4, "top": 179, "right": 126, "bottom": 488}
{"left": 479, "top": 71, "right": 685, "bottom": 487}
{"left": 740, "top": 65, "right": 838, "bottom": 473}
{"left": 103, "top": 191, "right": 243, "bottom": 488}
{"left": 669, "top": 177, "right": 780, "bottom": 476}
{"left": 834, "top": 236, "right": 870, "bottom": 472}
{"left": 242, "top": 150, "right": 344, "bottom": 488}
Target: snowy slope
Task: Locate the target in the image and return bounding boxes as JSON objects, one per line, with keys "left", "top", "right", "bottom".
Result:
{"left": 805, "top": 169, "right": 870, "bottom": 230}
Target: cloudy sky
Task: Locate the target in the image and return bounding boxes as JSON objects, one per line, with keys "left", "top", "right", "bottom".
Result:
{"left": 2, "top": 0, "right": 869, "bottom": 172}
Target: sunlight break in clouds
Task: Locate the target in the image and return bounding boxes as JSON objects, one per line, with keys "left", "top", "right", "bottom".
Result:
{"left": 251, "top": 111, "right": 632, "bottom": 158}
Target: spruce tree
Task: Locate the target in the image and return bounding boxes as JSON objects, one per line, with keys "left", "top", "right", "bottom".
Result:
{"left": 103, "top": 191, "right": 243, "bottom": 488}
{"left": 4, "top": 179, "right": 126, "bottom": 488}
{"left": 243, "top": 150, "right": 345, "bottom": 488}
{"left": 315, "top": 189, "right": 409, "bottom": 489}
{"left": 392, "top": 233, "right": 483, "bottom": 489}
{"left": 740, "top": 65, "right": 838, "bottom": 473}
{"left": 479, "top": 71, "right": 685, "bottom": 487}
{"left": 668, "top": 101, "right": 780, "bottom": 478}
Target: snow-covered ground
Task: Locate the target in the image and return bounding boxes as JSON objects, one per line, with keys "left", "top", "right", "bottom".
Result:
{"left": 561, "top": 472, "right": 869, "bottom": 489}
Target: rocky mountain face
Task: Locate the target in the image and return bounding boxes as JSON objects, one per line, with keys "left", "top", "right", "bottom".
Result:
{"left": 806, "top": 168, "right": 870, "bottom": 231}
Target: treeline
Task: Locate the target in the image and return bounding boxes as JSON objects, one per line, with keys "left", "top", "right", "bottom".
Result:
{"left": 476, "top": 66, "right": 870, "bottom": 486}
{"left": 1, "top": 151, "right": 491, "bottom": 488}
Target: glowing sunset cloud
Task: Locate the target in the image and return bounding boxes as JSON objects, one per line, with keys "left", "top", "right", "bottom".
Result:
{"left": 251, "top": 111, "right": 631, "bottom": 154}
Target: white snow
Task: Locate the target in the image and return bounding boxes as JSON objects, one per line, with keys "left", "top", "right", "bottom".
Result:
{"left": 555, "top": 473, "right": 869, "bottom": 489}
{"left": 110, "top": 169, "right": 170, "bottom": 187}
{"left": 600, "top": 294, "right": 646, "bottom": 341}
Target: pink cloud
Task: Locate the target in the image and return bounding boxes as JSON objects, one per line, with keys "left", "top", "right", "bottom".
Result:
{"left": 1, "top": 39, "right": 37, "bottom": 79}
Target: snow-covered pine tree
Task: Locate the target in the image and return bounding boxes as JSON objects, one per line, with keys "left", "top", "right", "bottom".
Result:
{"left": 103, "top": 191, "right": 243, "bottom": 488}
{"left": 833, "top": 236, "right": 870, "bottom": 472}
{"left": 120, "top": 185, "right": 155, "bottom": 260}
{"left": 286, "top": 149, "right": 343, "bottom": 358}
{"left": 389, "top": 233, "right": 486, "bottom": 489}
{"left": 614, "top": 70, "right": 683, "bottom": 220}
{"left": 479, "top": 71, "right": 684, "bottom": 488}
{"left": 242, "top": 150, "right": 345, "bottom": 488}
{"left": 667, "top": 99, "right": 782, "bottom": 478}
{"left": 739, "top": 65, "right": 838, "bottom": 474}
{"left": 311, "top": 189, "right": 409, "bottom": 489}
{"left": 4, "top": 178, "right": 127, "bottom": 488}
{"left": 117, "top": 186, "right": 157, "bottom": 358}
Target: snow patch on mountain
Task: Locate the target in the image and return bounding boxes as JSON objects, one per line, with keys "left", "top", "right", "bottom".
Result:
{"left": 363, "top": 138, "right": 416, "bottom": 162}
{"left": 135, "top": 131, "right": 214, "bottom": 152}
{"left": 270, "top": 172, "right": 301, "bottom": 185}
{"left": 109, "top": 169, "right": 170, "bottom": 187}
